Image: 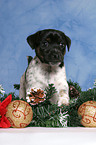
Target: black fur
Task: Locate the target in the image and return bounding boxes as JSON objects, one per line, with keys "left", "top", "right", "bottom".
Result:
{"left": 27, "top": 29, "right": 71, "bottom": 65}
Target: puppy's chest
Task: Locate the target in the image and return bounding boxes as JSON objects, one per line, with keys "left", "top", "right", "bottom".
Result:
{"left": 26, "top": 59, "right": 62, "bottom": 85}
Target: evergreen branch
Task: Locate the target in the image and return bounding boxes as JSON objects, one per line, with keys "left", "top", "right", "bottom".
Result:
{"left": 14, "top": 84, "right": 20, "bottom": 90}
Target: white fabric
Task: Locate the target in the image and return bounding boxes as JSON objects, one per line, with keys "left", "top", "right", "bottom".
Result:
{"left": 0, "top": 127, "right": 96, "bottom": 145}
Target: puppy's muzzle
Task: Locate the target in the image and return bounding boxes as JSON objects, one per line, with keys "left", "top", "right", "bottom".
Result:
{"left": 46, "top": 49, "right": 64, "bottom": 65}
{"left": 51, "top": 52, "right": 61, "bottom": 60}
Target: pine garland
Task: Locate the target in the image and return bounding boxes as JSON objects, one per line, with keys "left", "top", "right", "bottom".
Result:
{"left": 29, "top": 84, "right": 62, "bottom": 127}
{"left": 1, "top": 80, "right": 96, "bottom": 127}
{"left": 30, "top": 104, "right": 62, "bottom": 127}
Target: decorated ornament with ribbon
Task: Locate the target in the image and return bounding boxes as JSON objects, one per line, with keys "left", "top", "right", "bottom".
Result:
{"left": 78, "top": 101, "right": 96, "bottom": 127}
{"left": 6, "top": 100, "right": 33, "bottom": 128}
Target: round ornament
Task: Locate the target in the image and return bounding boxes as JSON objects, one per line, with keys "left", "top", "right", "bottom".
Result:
{"left": 78, "top": 101, "right": 96, "bottom": 127}
{"left": 6, "top": 100, "right": 33, "bottom": 128}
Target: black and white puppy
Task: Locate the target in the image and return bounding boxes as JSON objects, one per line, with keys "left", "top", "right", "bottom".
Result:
{"left": 19, "top": 29, "right": 71, "bottom": 106}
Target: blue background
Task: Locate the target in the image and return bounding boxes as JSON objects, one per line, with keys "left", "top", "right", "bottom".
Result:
{"left": 0, "top": 0, "right": 96, "bottom": 94}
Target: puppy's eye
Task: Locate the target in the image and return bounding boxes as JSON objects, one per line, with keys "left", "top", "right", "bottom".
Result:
{"left": 60, "top": 43, "right": 65, "bottom": 47}
{"left": 43, "top": 41, "right": 49, "bottom": 47}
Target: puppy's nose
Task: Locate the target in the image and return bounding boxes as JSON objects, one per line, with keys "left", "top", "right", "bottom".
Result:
{"left": 53, "top": 54, "right": 58, "bottom": 59}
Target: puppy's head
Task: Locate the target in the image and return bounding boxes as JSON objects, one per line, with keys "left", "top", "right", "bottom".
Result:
{"left": 27, "top": 29, "right": 71, "bottom": 66}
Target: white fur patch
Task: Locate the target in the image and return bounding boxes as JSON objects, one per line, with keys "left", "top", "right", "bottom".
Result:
{"left": 19, "top": 57, "right": 69, "bottom": 106}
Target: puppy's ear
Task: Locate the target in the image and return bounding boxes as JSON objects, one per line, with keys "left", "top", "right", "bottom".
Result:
{"left": 65, "top": 35, "right": 71, "bottom": 51}
{"left": 27, "top": 31, "right": 41, "bottom": 49}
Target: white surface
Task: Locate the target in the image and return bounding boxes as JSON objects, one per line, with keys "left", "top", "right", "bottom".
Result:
{"left": 0, "top": 127, "right": 96, "bottom": 145}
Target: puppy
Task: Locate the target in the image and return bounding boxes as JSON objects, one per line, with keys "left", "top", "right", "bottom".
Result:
{"left": 19, "top": 29, "right": 71, "bottom": 106}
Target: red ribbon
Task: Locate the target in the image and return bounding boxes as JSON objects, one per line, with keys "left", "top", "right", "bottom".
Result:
{"left": 0, "top": 94, "right": 12, "bottom": 128}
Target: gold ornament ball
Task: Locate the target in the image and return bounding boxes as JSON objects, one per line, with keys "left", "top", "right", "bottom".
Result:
{"left": 78, "top": 101, "right": 96, "bottom": 127}
{"left": 6, "top": 100, "right": 33, "bottom": 128}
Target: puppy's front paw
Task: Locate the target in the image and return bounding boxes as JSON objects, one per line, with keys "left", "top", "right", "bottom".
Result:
{"left": 58, "top": 97, "right": 69, "bottom": 106}
{"left": 58, "top": 90, "right": 69, "bottom": 106}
